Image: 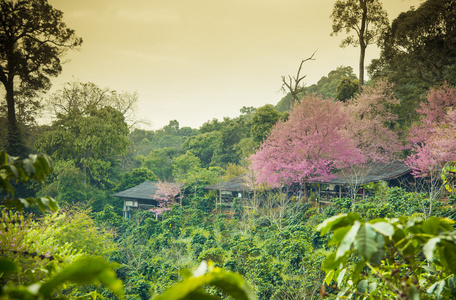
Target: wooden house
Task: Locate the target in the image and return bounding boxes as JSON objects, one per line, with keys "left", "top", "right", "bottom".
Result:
{"left": 204, "top": 175, "right": 253, "bottom": 201}
{"left": 313, "top": 162, "right": 413, "bottom": 198}
{"left": 113, "top": 181, "right": 181, "bottom": 219}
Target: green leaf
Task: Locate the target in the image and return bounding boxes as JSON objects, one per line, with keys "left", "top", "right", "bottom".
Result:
{"left": 22, "top": 158, "right": 35, "bottom": 177}
{"left": 357, "top": 279, "right": 368, "bottom": 293}
{"left": 352, "top": 259, "right": 366, "bottom": 284}
{"left": 337, "top": 268, "right": 346, "bottom": 287}
{"left": 153, "top": 266, "right": 256, "bottom": 300}
{"left": 0, "top": 258, "right": 18, "bottom": 278}
{"left": 370, "top": 222, "right": 394, "bottom": 237}
{"left": 442, "top": 243, "right": 456, "bottom": 274}
{"left": 407, "top": 285, "right": 420, "bottom": 300}
{"left": 368, "top": 282, "right": 377, "bottom": 293}
{"left": 322, "top": 252, "right": 343, "bottom": 272}
{"left": 423, "top": 237, "right": 440, "bottom": 262}
{"left": 325, "top": 270, "right": 335, "bottom": 285}
{"left": 336, "top": 221, "right": 361, "bottom": 259}
{"left": 422, "top": 217, "right": 441, "bottom": 235}
{"left": 39, "top": 257, "right": 124, "bottom": 299}
{"left": 448, "top": 275, "right": 456, "bottom": 296}
{"left": 328, "top": 226, "right": 351, "bottom": 246}
{"left": 316, "top": 214, "right": 348, "bottom": 235}
{"left": 428, "top": 280, "right": 445, "bottom": 299}
{"left": 370, "top": 234, "right": 385, "bottom": 266}
{"left": 354, "top": 224, "right": 378, "bottom": 260}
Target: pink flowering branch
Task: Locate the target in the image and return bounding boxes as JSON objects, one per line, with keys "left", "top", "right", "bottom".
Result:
{"left": 150, "top": 181, "right": 181, "bottom": 215}
{"left": 406, "top": 84, "right": 456, "bottom": 178}
{"left": 249, "top": 95, "right": 363, "bottom": 187}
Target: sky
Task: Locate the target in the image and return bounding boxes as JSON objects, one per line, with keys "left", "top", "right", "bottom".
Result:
{"left": 48, "top": 0, "right": 422, "bottom": 130}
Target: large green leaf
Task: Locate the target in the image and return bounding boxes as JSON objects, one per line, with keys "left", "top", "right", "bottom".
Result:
{"left": 39, "top": 257, "right": 124, "bottom": 299}
{"left": 316, "top": 214, "right": 348, "bottom": 235}
{"left": 0, "top": 258, "right": 18, "bottom": 278}
{"left": 442, "top": 243, "right": 456, "bottom": 275}
{"left": 423, "top": 237, "right": 440, "bottom": 262}
{"left": 448, "top": 275, "right": 456, "bottom": 296}
{"left": 317, "top": 213, "right": 360, "bottom": 236}
{"left": 422, "top": 217, "right": 442, "bottom": 235}
{"left": 370, "top": 222, "right": 394, "bottom": 237}
{"left": 357, "top": 279, "right": 368, "bottom": 293}
{"left": 329, "top": 226, "right": 351, "bottom": 246}
{"left": 325, "top": 270, "right": 335, "bottom": 285}
{"left": 336, "top": 221, "right": 361, "bottom": 259}
{"left": 354, "top": 224, "right": 378, "bottom": 260}
{"left": 153, "top": 265, "right": 256, "bottom": 300}
{"left": 322, "top": 253, "right": 343, "bottom": 272}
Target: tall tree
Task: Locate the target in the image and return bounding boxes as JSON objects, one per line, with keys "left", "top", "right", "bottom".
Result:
{"left": 331, "top": 0, "right": 388, "bottom": 87}
{"left": 369, "top": 0, "right": 456, "bottom": 124}
{"left": 0, "top": 0, "right": 82, "bottom": 156}
{"left": 36, "top": 106, "right": 129, "bottom": 188}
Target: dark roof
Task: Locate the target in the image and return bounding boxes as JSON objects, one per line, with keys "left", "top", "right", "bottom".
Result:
{"left": 314, "top": 162, "right": 412, "bottom": 185}
{"left": 204, "top": 175, "right": 252, "bottom": 192}
{"left": 113, "top": 181, "right": 181, "bottom": 200}
{"left": 205, "top": 163, "right": 412, "bottom": 191}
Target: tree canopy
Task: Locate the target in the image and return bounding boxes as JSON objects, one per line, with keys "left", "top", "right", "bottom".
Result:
{"left": 0, "top": 0, "right": 82, "bottom": 156}
{"left": 331, "top": 0, "right": 388, "bottom": 87}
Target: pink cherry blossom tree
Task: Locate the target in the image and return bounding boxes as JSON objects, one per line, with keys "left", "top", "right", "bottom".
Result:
{"left": 339, "top": 80, "right": 404, "bottom": 198}
{"left": 406, "top": 83, "right": 456, "bottom": 217}
{"left": 344, "top": 80, "right": 403, "bottom": 162}
{"left": 249, "top": 94, "right": 363, "bottom": 187}
{"left": 150, "top": 181, "right": 182, "bottom": 217}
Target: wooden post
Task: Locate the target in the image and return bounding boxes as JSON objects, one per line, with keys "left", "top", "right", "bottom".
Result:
{"left": 318, "top": 184, "right": 321, "bottom": 213}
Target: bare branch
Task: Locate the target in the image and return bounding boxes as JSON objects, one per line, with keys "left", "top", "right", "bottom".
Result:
{"left": 281, "top": 51, "right": 316, "bottom": 103}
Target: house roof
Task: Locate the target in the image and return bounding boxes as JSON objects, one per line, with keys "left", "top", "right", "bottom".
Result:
{"left": 204, "top": 175, "right": 252, "bottom": 192}
{"left": 204, "top": 162, "right": 412, "bottom": 192}
{"left": 113, "top": 181, "right": 181, "bottom": 201}
{"left": 313, "top": 162, "right": 412, "bottom": 185}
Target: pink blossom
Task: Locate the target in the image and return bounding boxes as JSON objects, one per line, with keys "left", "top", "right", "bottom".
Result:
{"left": 406, "top": 84, "right": 456, "bottom": 177}
{"left": 343, "top": 80, "right": 403, "bottom": 162}
{"left": 150, "top": 181, "right": 181, "bottom": 215}
{"left": 250, "top": 95, "right": 363, "bottom": 187}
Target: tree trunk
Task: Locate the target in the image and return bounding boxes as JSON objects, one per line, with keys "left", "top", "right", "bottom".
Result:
{"left": 5, "top": 80, "right": 27, "bottom": 157}
{"left": 358, "top": 0, "right": 368, "bottom": 88}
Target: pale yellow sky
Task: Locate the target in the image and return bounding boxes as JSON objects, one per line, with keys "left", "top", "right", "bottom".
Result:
{"left": 48, "top": 0, "right": 421, "bottom": 130}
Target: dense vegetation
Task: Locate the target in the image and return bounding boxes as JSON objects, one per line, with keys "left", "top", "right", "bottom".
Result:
{"left": 1, "top": 0, "right": 456, "bottom": 299}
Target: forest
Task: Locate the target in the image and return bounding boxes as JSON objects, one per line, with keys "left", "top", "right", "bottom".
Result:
{"left": 1, "top": 0, "right": 456, "bottom": 299}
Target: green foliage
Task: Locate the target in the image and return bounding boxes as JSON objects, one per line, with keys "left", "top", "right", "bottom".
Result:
{"left": 336, "top": 77, "right": 359, "bottom": 101}
{"left": 139, "top": 147, "right": 181, "bottom": 181}
{"left": 172, "top": 151, "right": 202, "bottom": 182}
{"left": 153, "top": 261, "right": 256, "bottom": 300}
{"left": 116, "top": 167, "right": 158, "bottom": 192}
{"left": 250, "top": 104, "right": 282, "bottom": 145}
{"left": 317, "top": 213, "right": 456, "bottom": 299}
{"left": 0, "top": 151, "right": 125, "bottom": 300}
{"left": 0, "top": 0, "right": 82, "bottom": 156}
{"left": 182, "top": 131, "right": 222, "bottom": 168}
{"left": 0, "top": 151, "right": 58, "bottom": 212}
{"left": 36, "top": 106, "right": 130, "bottom": 188}
{"left": 442, "top": 161, "right": 456, "bottom": 193}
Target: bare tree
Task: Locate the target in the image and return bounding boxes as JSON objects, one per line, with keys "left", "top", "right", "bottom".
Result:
{"left": 281, "top": 52, "right": 316, "bottom": 103}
